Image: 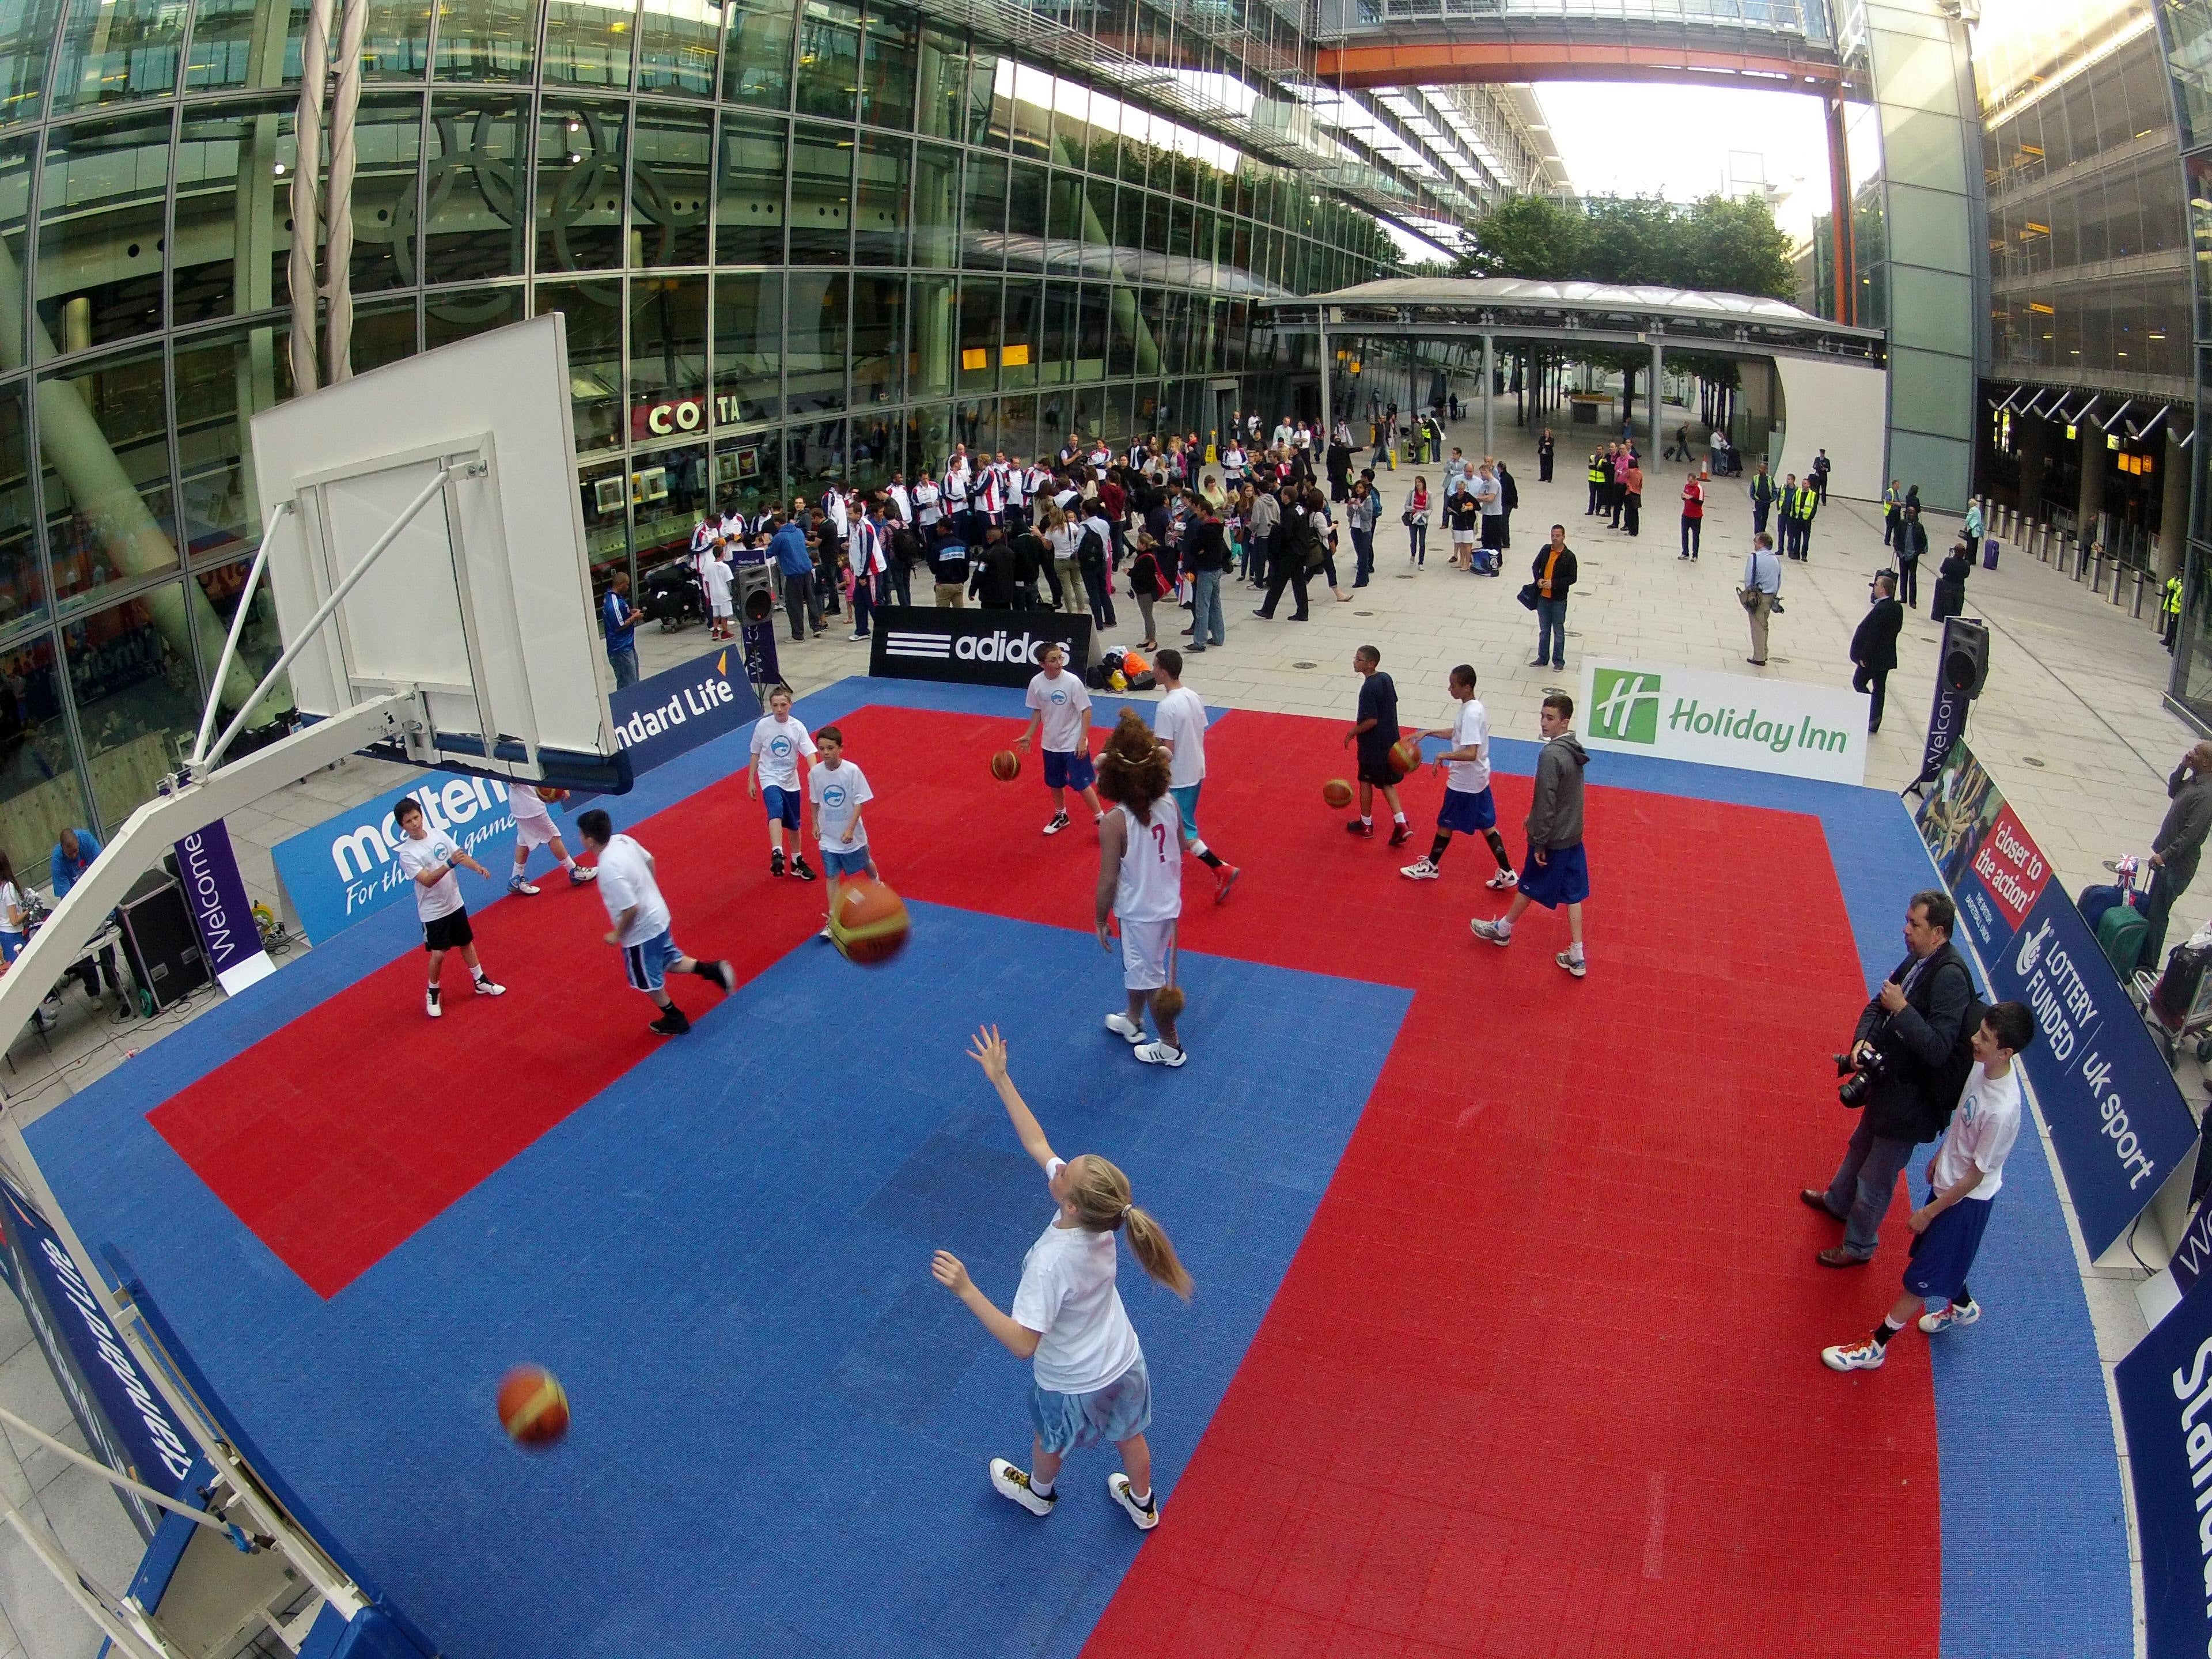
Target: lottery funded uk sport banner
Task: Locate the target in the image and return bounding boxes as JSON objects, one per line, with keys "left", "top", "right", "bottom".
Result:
{"left": 1914, "top": 737, "right": 2197, "bottom": 1256}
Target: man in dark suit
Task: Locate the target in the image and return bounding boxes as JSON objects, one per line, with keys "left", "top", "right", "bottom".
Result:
{"left": 1850, "top": 571, "right": 1905, "bottom": 733}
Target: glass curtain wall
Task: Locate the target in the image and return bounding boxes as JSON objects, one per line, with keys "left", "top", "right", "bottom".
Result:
{"left": 0, "top": 0, "right": 1397, "bottom": 863}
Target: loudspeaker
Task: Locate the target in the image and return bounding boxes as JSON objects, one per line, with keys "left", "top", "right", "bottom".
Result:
{"left": 1941, "top": 616, "right": 1990, "bottom": 698}
{"left": 737, "top": 563, "right": 775, "bottom": 624}
{"left": 116, "top": 870, "right": 209, "bottom": 1012}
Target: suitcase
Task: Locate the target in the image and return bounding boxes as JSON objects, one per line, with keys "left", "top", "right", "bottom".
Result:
{"left": 2078, "top": 882, "right": 2134, "bottom": 934}
{"left": 2097, "top": 902, "right": 2150, "bottom": 980}
{"left": 1982, "top": 537, "right": 2000, "bottom": 570}
{"left": 2156, "top": 935, "right": 2212, "bottom": 1023}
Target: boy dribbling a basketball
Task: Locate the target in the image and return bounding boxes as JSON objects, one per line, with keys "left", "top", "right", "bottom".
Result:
{"left": 808, "top": 725, "right": 877, "bottom": 941}
{"left": 748, "top": 685, "right": 818, "bottom": 880}
{"left": 393, "top": 796, "right": 505, "bottom": 1018}
{"left": 1017, "top": 642, "right": 1104, "bottom": 836}
{"left": 507, "top": 784, "right": 598, "bottom": 895}
{"left": 1400, "top": 665, "right": 1516, "bottom": 888}
{"left": 574, "top": 808, "right": 736, "bottom": 1036}
{"left": 1344, "top": 645, "right": 1409, "bottom": 844}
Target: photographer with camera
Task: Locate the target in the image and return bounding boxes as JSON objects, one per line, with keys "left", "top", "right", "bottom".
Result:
{"left": 1801, "top": 891, "right": 1976, "bottom": 1268}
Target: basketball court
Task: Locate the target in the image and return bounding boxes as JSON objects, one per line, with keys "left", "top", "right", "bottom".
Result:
{"left": 14, "top": 675, "right": 2128, "bottom": 1659}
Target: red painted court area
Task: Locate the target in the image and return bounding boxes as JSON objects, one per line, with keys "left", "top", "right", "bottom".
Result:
{"left": 149, "top": 701, "right": 1939, "bottom": 1657}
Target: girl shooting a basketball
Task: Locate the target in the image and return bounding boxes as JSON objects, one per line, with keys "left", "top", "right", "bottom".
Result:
{"left": 930, "top": 1025, "right": 1192, "bottom": 1531}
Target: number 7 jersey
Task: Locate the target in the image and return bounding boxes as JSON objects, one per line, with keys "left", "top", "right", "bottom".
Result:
{"left": 1113, "top": 797, "right": 1184, "bottom": 923}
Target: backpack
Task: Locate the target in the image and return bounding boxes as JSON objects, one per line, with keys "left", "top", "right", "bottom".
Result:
{"left": 1926, "top": 964, "right": 1989, "bottom": 1130}
{"left": 1077, "top": 526, "right": 1107, "bottom": 572}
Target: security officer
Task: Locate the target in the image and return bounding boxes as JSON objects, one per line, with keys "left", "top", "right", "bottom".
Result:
{"left": 1749, "top": 462, "right": 1777, "bottom": 536}
{"left": 2166, "top": 573, "right": 2184, "bottom": 652}
{"left": 1790, "top": 474, "right": 1819, "bottom": 560}
{"left": 1586, "top": 450, "right": 1607, "bottom": 517}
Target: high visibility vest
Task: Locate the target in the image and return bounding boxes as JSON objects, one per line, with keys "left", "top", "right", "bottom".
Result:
{"left": 2167, "top": 577, "right": 2184, "bottom": 617}
{"left": 1588, "top": 461, "right": 1606, "bottom": 484}
{"left": 1791, "top": 489, "right": 1817, "bottom": 521}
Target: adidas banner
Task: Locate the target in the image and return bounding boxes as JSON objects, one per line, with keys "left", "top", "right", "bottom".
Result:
{"left": 1577, "top": 658, "right": 1870, "bottom": 786}
{"left": 867, "top": 607, "right": 1093, "bottom": 689}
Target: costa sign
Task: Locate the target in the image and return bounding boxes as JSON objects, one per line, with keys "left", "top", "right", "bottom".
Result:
{"left": 632, "top": 396, "right": 707, "bottom": 440}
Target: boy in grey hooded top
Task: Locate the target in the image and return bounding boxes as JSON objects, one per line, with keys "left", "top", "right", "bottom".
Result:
{"left": 1471, "top": 692, "right": 1593, "bottom": 977}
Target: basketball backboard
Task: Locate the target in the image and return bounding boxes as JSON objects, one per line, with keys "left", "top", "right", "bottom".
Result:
{"left": 249, "top": 314, "right": 630, "bottom": 793}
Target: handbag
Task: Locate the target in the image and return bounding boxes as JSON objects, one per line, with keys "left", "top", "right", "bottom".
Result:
{"left": 1401, "top": 510, "right": 1414, "bottom": 527}
{"left": 1737, "top": 586, "right": 1759, "bottom": 612}
{"left": 1516, "top": 582, "right": 1540, "bottom": 611}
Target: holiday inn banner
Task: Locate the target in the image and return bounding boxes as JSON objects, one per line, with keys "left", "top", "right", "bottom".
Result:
{"left": 1575, "top": 659, "right": 1870, "bottom": 785}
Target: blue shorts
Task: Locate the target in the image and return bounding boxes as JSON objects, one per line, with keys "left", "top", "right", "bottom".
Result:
{"left": 622, "top": 929, "right": 685, "bottom": 993}
{"left": 1437, "top": 786, "right": 1497, "bottom": 834}
{"left": 1027, "top": 1355, "right": 1152, "bottom": 1455}
{"left": 0, "top": 930, "right": 22, "bottom": 965}
{"left": 821, "top": 844, "right": 872, "bottom": 877}
{"left": 1042, "top": 748, "right": 1095, "bottom": 792}
{"left": 1517, "top": 841, "right": 1590, "bottom": 908}
{"left": 1903, "top": 1191, "right": 1994, "bottom": 1302}
{"left": 1168, "top": 782, "right": 1202, "bottom": 835}
{"left": 762, "top": 784, "right": 801, "bottom": 830}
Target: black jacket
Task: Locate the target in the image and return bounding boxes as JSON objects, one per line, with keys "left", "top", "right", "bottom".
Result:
{"left": 1187, "top": 517, "right": 1230, "bottom": 573}
{"left": 1853, "top": 941, "right": 1976, "bottom": 1142}
{"left": 1532, "top": 544, "right": 1578, "bottom": 598}
{"left": 968, "top": 539, "right": 1018, "bottom": 604}
{"left": 2156, "top": 762, "right": 2212, "bottom": 888}
{"left": 1850, "top": 597, "right": 1904, "bottom": 673}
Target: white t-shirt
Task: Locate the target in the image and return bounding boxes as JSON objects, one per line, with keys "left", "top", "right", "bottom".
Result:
{"left": 809, "top": 759, "right": 873, "bottom": 849}
{"left": 702, "top": 555, "right": 732, "bottom": 613}
{"left": 510, "top": 783, "right": 554, "bottom": 826}
{"left": 593, "top": 833, "right": 672, "bottom": 947}
{"left": 396, "top": 830, "right": 465, "bottom": 921}
{"left": 1153, "top": 687, "right": 1208, "bottom": 789}
{"left": 1930, "top": 1060, "right": 2024, "bottom": 1200}
{"left": 0, "top": 880, "right": 23, "bottom": 933}
{"left": 1025, "top": 671, "right": 1090, "bottom": 753}
{"left": 749, "top": 714, "right": 816, "bottom": 790}
{"left": 1445, "top": 698, "right": 1491, "bottom": 795}
{"left": 1114, "top": 796, "right": 1183, "bottom": 923}
{"left": 1012, "top": 1158, "right": 1142, "bottom": 1394}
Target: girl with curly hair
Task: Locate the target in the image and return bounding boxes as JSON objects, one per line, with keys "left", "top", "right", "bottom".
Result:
{"left": 1094, "top": 709, "right": 1187, "bottom": 1066}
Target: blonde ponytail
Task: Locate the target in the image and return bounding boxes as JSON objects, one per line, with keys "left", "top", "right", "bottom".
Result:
{"left": 1066, "top": 1154, "right": 1194, "bottom": 1301}
{"left": 1123, "top": 1205, "right": 1194, "bottom": 1300}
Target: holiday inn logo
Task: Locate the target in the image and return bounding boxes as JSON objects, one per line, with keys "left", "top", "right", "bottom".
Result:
{"left": 1590, "top": 669, "right": 1662, "bottom": 744}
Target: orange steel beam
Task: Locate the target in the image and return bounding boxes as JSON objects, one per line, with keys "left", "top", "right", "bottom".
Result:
{"left": 1316, "top": 40, "right": 1845, "bottom": 90}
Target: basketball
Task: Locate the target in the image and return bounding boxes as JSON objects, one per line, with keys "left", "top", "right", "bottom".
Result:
{"left": 497, "top": 1365, "right": 569, "bottom": 1448}
{"left": 990, "top": 749, "right": 1021, "bottom": 782}
{"left": 536, "top": 785, "right": 570, "bottom": 804}
{"left": 1152, "top": 986, "right": 1185, "bottom": 1023}
{"left": 1389, "top": 738, "right": 1422, "bottom": 777}
{"left": 829, "top": 877, "right": 911, "bottom": 965}
{"left": 1322, "top": 778, "right": 1354, "bottom": 808}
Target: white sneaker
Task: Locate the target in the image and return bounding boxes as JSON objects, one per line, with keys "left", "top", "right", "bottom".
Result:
{"left": 1043, "top": 812, "right": 1071, "bottom": 836}
{"left": 568, "top": 865, "right": 599, "bottom": 885}
{"left": 1918, "top": 1301, "right": 1980, "bottom": 1335}
{"left": 1108, "top": 1472, "right": 1160, "bottom": 1531}
{"left": 1469, "top": 918, "right": 1512, "bottom": 946}
{"left": 507, "top": 876, "right": 540, "bottom": 896}
{"left": 1821, "top": 1338, "right": 1887, "bottom": 1372}
{"left": 1399, "top": 859, "right": 1440, "bottom": 881}
{"left": 1134, "top": 1040, "right": 1186, "bottom": 1067}
{"left": 425, "top": 988, "right": 442, "bottom": 1018}
{"left": 990, "top": 1459, "right": 1056, "bottom": 1516}
{"left": 1555, "top": 950, "right": 1587, "bottom": 979}
{"left": 473, "top": 976, "right": 507, "bottom": 997}
{"left": 1486, "top": 868, "right": 1520, "bottom": 891}
{"left": 1105, "top": 1012, "right": 1145, "bottom": 1044}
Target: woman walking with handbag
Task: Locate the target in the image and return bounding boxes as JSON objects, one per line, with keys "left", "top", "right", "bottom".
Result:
{"left": 1404, "top": 475, "right": 1431, "bottom": 566}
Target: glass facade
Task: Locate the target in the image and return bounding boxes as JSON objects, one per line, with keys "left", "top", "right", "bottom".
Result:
{"left": 0, "top": 0, "right": 1411, "bottom": 868}
{"left": 2158, "top": 0, "right": 2212, "bottom": 722}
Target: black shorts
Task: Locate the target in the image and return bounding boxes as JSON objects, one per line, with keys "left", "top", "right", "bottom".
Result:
{"left": 423, "top": 908, "right": 474, "bottom": 952}
{"left": 1356, "top": 753, "right": 1399, "bottom": 788}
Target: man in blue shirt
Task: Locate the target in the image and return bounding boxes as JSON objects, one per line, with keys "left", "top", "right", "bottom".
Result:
{"left": 50, "top": 827, "right": 124, "bottom": 1004}
{"left": 768, "top": 513, "right": 821, "bottom": 643}
{"left": 601, "top": 573, "right": 641, "bottom": 690}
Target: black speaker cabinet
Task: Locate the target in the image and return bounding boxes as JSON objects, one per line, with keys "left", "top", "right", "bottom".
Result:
{"left": 116, "top": 870, "right": 209, "bottom": 1012}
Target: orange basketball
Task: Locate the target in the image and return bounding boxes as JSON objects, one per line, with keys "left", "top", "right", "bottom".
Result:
{"left": 1322, "top": 779, "right": 1354, "bottom": 809}
{"left": 497, "top": 1365, "right": 570, "bottom": 1448}
{"left": 536, "top": 786, "right": 570, "bottom": 804}
{"left": 1152, "top": 986, "right": 1186, "bottom": 1023}
{"left": 829, "top": 876, "right": 911, "bottom": 965}
{"left": 1389, "top": 738, "right": 1422, "bottom": 777}
{"left": 990, "top": 749, "right": 1021, "bottom": 782}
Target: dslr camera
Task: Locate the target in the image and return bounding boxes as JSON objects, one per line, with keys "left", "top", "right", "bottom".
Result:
{"left": 1833, "top": 1042, "right": 1889, "bottom": 1108}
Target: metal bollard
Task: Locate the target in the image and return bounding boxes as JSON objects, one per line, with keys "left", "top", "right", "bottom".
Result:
{"left": 2088, "top": 550, "right": 2101, "bottom": 590}
{"left": 2057, "top": 533, "right": 2072, "bottom": 575}
{"left": 2114, "top": 562, "right": 2129, "bottom": 606}
{"left": 2134, "top": 569, "right": 2149, "bottom": 618}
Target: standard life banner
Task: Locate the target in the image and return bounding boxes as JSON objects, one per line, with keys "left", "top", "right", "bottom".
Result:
{"left": 868, "top": 605, "right": 1093, "bottom": 689}
{"left": 2116, "top": 1266, "right": 2212, "bottom": 1658}
{"left": 1914, "top": 737, "right": 2196, "bottom": 1256}
{"left": 274, "top": 645, "right": 753, "bottom": 941}
{"left": 1577, "top": 658, "right": 1870, "bottom": 785}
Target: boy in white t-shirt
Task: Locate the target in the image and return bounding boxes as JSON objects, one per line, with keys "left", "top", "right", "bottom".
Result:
{"left": 392, "top": 795, "right": 505, "bottom": 1018}
{"left": 930, "top": 1026, "right": 1192, "bottom": 1530}
{"left": 1823, "top": 1001, "right": 2037, "bottom": 1372}
{"left": 807, "top": 725, "right": 877, "bottom": 940}
{"left": 1400, "top": 664, "right": 1517, "bottom": 888}
{"left": 1016, "top": 642, "right": 1104, "bottom": 836}
{"left": 747, "top": 685, "right": 819, "bottom": 880}
{"left": 506, "top": 784, "right": 598, "bottom": 896}
{"left": 1148, "top": 650, "right": 1237, "bottom": 903}
{"left": 574, "top": 808, "right": 735, "bottom": 1036}
{"left": 702, "top": 546, "right": 734, "bottom": 640}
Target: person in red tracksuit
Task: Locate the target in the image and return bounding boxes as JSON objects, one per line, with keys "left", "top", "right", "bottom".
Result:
{"left": 1680, "top": 474, "right": 1706, "bottom": 561}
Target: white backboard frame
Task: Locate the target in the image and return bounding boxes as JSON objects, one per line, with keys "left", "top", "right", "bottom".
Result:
{"left": 249, "top": 313, "right": 626, "bottom": 790}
